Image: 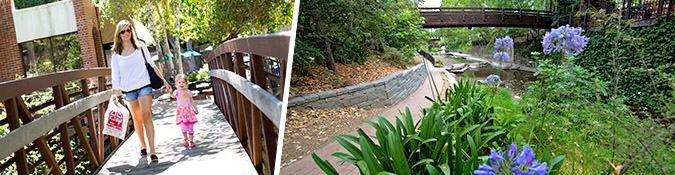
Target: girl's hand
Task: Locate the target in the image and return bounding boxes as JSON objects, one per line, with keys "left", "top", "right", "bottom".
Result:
{"left": 169, "top": 89, "right": 176, "bottom": 98}
{"left": 193, "top": 106, "right": 199, "bottom": 114}
{"left": 164, "top": 81, "right": 172, "bottom": 94}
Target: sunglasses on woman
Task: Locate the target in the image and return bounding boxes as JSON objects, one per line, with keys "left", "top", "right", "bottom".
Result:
{"left": 120, "top": 29, "right": 132, "bottom": 34}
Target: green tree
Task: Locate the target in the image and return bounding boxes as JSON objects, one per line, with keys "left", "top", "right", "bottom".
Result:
{"left": 294, "top": 0, "right": 426, "bottom": 74}
{"left": 98, "top": 0, "right": 293, "bottom": 78}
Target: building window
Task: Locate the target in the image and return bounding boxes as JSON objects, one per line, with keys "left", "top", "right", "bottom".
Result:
{"left": 20, "top": 33, "right": 82, "bottom": 77}
{"left": 14, "top": 0, "right": 61, "bottom": 10}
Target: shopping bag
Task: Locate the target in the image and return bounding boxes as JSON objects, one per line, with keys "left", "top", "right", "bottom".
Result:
{"left": 103, "top": 95, "right": 130, "bottom": 140}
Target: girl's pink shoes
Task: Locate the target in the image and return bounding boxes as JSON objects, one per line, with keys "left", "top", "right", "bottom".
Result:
{"left": 183, "top": 139, "right": 189, "bottom": 148}
{"left": 189, "top": 141, "right": 195, "bottom": 148}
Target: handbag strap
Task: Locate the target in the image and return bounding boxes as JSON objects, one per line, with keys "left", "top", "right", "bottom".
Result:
{"left": 139, "top": 46, "right": 149, "bottom": 65}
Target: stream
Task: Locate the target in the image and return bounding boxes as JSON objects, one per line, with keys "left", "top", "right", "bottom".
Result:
{"left": 433, "top": 52, "right": 537, "bottom": 95}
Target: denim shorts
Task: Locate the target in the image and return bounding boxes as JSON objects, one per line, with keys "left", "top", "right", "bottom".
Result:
{"left": 122, "top": 85, "right": 153, "bottom": 102}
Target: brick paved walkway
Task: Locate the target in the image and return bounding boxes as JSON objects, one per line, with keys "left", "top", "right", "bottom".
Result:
{"left": 280, "top": 61, "right": 451, "bottom": 174}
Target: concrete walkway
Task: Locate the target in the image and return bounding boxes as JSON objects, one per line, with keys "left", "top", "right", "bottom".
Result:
{"left": 97, "top": 98, "right": 257, "bottom": 175}
{"left": 280, "top": 61, "right": 452, "bottom": 174}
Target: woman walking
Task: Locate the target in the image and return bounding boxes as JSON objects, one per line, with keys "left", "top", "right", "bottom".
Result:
{"left": 110, "top": 20, "right": 171, "bottom": 162}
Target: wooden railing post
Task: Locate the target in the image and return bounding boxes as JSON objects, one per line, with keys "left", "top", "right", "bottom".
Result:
{"left": 225, "top": 53, "right": 241, "bottom": 136}
{"left": 4, "top": 98, "right": 29, "bottom": 175}
{"left": 97, "top": 76, "right": 106, "bottom": 162}
{"left": 54, "top": 85, "right": 76, "bottom": 175}
{"left": 278, "top": 58, "right": 287, "bottom": 100}
{"left": 234, "top": 53, "right": 250, "bottom": 143}
{"left": 82, "top": 79, "right": 102, "bottom": 163}
{"left": 668, "top": 0, "right": 674, "bottom": 21}
{"left": 627, "top": 0, "right": 633, "bottom": 19}
{"left": 213, "top": 55, "right": 224, "bottom": 114}
{"left": 658, "top": 0, "right": 665, "bottom": 16}
{"left": 249, "top": 54, "right": 265, "bottom": 170}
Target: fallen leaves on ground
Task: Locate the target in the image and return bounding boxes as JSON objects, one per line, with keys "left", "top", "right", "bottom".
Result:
{"left": 281, "top": 107, "right": 388, "bottom": 168}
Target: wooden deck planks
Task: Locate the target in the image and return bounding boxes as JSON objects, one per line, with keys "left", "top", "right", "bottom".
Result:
{"left": 96, "top": 98, "right": 257, "bottom": 175}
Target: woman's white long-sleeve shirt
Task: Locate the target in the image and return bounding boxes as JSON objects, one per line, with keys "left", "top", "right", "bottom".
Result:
{"left": 111, "top": 43, "right": 158, "bottom": 92}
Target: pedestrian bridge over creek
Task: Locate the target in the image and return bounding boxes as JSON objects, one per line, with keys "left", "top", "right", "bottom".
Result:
{"left": 419, "top": 7, "right": 554, "bottom": 28}
{"left": 0, "top": 32, "right": 290, "bottom": 175}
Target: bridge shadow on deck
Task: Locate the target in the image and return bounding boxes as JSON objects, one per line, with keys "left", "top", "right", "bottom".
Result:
{"left": 96, "top": 98, "right": 257, "bottom": 175}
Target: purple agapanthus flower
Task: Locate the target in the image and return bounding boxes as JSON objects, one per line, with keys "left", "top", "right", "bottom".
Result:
{"left": 494, "top": 36, "right": 514, "bottom": 50}
{"left": 493, "top": 51, "right": 509, "bottom": 62}
{"left": 542, "top": 24, "right": 589, "bottom": 56}
{"left": 486, "top": 74, "right": 502, "bottom": 86}
{"left": 474, "top": 143, "right": 549, "bottom": 175}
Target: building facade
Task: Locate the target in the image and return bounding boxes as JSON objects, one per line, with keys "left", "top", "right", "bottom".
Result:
{"left": 0, "top": 0, "right": 104, "bottom": 82}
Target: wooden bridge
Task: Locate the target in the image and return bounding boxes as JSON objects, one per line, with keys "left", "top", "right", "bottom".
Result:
{"left": 419, "top": 7, "right": 554, "bottom": 28}
{"left": 0, "top": 31, "right": 289, "bottom": 175}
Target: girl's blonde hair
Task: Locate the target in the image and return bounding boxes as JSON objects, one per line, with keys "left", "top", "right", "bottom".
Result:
{"left": 111, "top": 20, "right": 140, "bottom": 55}
{"left": 175, "top": 74, "right": 189, "bottom": 83}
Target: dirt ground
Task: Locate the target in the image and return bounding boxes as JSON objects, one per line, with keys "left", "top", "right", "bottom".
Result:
{"left": 280, "top": 107, "right": 388, "bottom": 167}
{"left": 281, "top": 58, "right": 421, "bottom": 167}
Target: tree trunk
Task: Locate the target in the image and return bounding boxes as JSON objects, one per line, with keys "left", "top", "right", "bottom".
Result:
{"left": 145, "top": 0, "right": 172, "bottom": 80}
{"left": 313, "top": 5, "right": 337, "bottom": 73}
{"left": 154, "top": 3, "right": 177, "bottom": 77}
{"left": 187, "top": 39, "right": 195, "bottom": 71}
{"left": 173, "top": 0, "right": 184, "bottom": 74}
{"left": 155, "top": 4, "right": 183, "bottom": 74}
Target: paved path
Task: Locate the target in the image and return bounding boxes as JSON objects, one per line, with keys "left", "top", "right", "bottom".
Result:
{"left": 97, "top": 98, "right": 257, "bottom": 175}
{"left": 280, "top": 61, "right": 453, "bottom": 174}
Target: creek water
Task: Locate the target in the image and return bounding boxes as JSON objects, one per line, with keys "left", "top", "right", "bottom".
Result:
{"left": 434, "top": 53, "right": 537, "bottom": 95}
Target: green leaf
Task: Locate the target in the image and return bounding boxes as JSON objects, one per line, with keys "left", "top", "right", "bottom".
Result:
{"left": 312, "top": 153, "right": 339, "bottom": 175}
{"left": 548, "top": 155, "right": 566, "bottom": 175}
{"left": 426, "top": 164, "right": 442, "bottom": 175}
{"left": 360, "top": 136, "right": 383, "bottom": 174}
{"left": 412, "top": 159, "right": 434, "bottom": 169}
{"left": 334, "top": 136, "right": 364, "bottom": 160}
{"left": 387, "top": 132, "right": 412, "bottom": 175}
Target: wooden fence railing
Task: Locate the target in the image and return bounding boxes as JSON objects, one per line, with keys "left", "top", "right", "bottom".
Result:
{"left": 419, "top": 7, "right": 554, "bottom": 28}
{"left": 419, "top": 7, "right": 554, "bottom": 16}
{"left": 0, "top": 68, "right": 130, "bottom": 175}
{"left": 624, "top": 0, "right": 674, "bottom": 21}
{"left": 206, "top": 32, "right": 289, "bottom": 175}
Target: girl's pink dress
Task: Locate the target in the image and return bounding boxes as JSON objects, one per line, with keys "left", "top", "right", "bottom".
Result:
{"left": 174, "top": 89, "right": 197, "bottom": 125}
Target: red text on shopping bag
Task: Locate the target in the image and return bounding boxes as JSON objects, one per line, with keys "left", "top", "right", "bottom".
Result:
{"left": 106, "top": 110, "right": 124, "bottom": 131}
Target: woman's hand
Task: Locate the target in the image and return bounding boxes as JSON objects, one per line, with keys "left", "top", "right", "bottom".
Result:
{"left": 164, "top": 81, "right": 172, "bottom": 94}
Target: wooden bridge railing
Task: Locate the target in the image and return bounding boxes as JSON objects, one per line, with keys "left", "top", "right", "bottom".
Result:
{"left": 0, "top": 68, "right": 131, "bottom": 175}
{"left": 624, "top": 0, "right": 674, "bottom": 21}
{"left": 206, "top": 31, "right": 289, "bottom": 175}
{"left": 419, "top": 7, "right": 554, "bottom": 28}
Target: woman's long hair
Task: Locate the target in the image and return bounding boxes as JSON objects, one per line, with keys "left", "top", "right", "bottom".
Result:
{"left": 111, "top": 20, "right": 140, "bottom": 55}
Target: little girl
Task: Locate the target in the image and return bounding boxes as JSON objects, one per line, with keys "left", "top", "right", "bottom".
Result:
{"left": 170, "top": 74, "right": 199, "bottom": 148}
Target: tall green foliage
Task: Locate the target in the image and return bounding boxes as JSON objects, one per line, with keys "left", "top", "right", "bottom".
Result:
{"left": 294, "top": 0, "right": 426, "bottom": 75}
{"left": 575, "top": 20, "right": 675, "bottom": 114}
{"left": 311, "top": 80, "right": 567, "bottom": 174}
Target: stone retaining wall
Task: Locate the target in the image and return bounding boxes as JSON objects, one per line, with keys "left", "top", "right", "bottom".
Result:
{"left": 288, "top": 62, "right": 427, "bottom": 110}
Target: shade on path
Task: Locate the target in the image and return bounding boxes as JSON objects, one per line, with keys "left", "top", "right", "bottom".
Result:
{"left": 280, "top": 60, "right": 452, "bottom": 174}
{"left": 96, "top": 98, "right": 257, "bottom": 175}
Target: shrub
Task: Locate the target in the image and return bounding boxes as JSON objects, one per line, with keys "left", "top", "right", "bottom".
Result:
{"left": 312, "top": 80, "right": 564, "bottom": 174}
{"left": 520, "top": 55, "right": 674, "bottom": 174}
{"left": 188, "top": 64, "right": 210, "bottom": 82}
{"left": 575, "top": 20, "right": 675, "bottom": 114}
